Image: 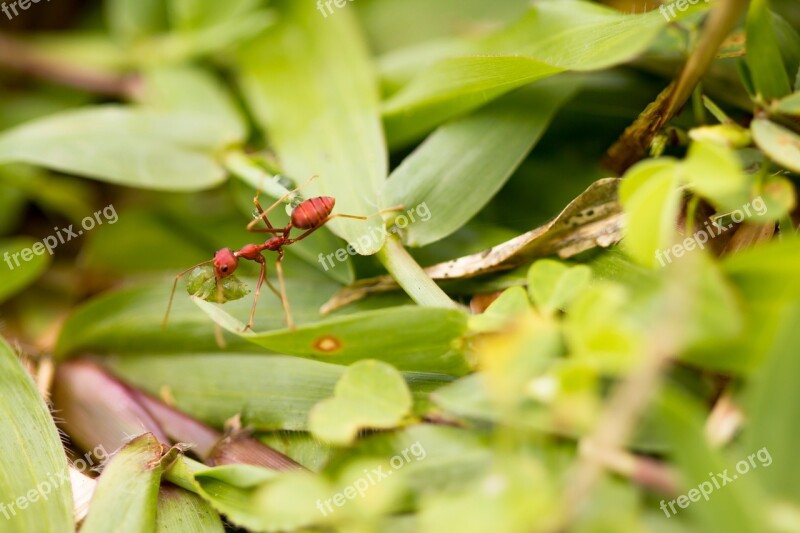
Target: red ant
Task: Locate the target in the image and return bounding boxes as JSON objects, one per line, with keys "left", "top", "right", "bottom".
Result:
{"left": 163, "top": 176, "right": 394, "bottom": 331}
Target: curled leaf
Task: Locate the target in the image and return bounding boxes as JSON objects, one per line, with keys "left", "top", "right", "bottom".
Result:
{"left": 185, "top": 265, "right": 250, "bottom": 303}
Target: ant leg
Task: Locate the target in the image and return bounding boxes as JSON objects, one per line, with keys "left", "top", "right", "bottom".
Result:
{"left": 244, "top": 257, "right": 283, "bottom": 331}
{"left": 245, "top": 257, "right": 265, "bottom": 331}
{"left": 247, "top": 174, "right": 319, "bottom": 232}
{"left": 274, "top": 249, "right": 295, "bottom": 330}
{"left": 162, "top": 259, "right": 214, "bottom": 328}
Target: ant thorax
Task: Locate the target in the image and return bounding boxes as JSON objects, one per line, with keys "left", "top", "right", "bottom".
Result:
{"left": 264, "top": 236, "right": 285, "bottom": 251}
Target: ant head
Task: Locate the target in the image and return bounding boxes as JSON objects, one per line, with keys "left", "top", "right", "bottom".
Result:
{"left": 213, "top": 248, "right": 239, "bottom": 278}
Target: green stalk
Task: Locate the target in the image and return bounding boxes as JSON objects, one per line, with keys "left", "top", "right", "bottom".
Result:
{"left": 377, "top": 234, "right": 459, "bottom": 309}
{"left": 222, "top": 150, "right": 290, "bottom": 199}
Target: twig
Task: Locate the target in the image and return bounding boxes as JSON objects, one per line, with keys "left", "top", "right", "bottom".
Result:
{"left": 0, "top": 32, "right": 139, "bottom": 97}
{"left": 603, "top": 0, "right": 749, "bottom": 174}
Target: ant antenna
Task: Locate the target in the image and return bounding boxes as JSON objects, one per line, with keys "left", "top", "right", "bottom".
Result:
{"left": 162, "top": 259, "right": 214, "bottom": 328}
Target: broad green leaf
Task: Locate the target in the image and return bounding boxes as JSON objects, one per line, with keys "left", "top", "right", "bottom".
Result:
{"left": 237, "top": 2, "right": 387, "bottom": 254}
{"left": 156, "top": 484, "right": 224, "bottom": 533}
{"left": 382, "top": 0, "right": 708, "bottom": 144}
{"left": 751, "top": 118, "right": 800, "bottom": 173}
{"left": 0, "top": 237, "right": 51, "bottom": 304}
{"left": 106, "top": 353, "right": 454, "bottom": 430}
{"left": 55, "top": 255, "right": 343, "bottom": 358}
{"left": 309, "top": 360, "right": 413, "bottom": 445}
{"left": 679, "top": 140, "right": 750, "bottom": 211}
{"left": 618, "top": 159, "right": 682, "bottom": 268}
{"left": 139, "top": 66, "right": 246, "bottom": 146}
{"left": 527, "top": 259, "right": 592, "bottom": 316}
{"left": 54, "top": 282, "right": 264, "bottom": 357}
{"left": 382, "top": 80, "right": 579, "bottom": 246}
{"left": 193, "top": 300, "right": 471, "bottom": 374}
{"left": 0, "top": 337, "right": 73, "bottom": 533}
{"left": 745, "top": 0, "right": 792, "bottom": 100}
{"left": 82, "top": 434, "right": 167, "bottom": 533}
{"left": 383, "top": 56, "right": 564, "bottom": 146}
{"left": 356, "top": 0, "right": 529, "bottom": 54}
{"left": 0, "top": 107, "right": 226, "bottom": 192}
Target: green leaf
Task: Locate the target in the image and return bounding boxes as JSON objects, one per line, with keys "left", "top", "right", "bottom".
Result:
{"left": 527, "top": 259, "right": 592, "bottom": 316}
{"left": 82, "top": 434, "right": 168, "bottom": 533}
{"left": 0, "top": 337, "right": 73, "bottom": 533}
{"left": 185, "top": 266, "right": 250, "bottom": 303}
{"left": 139, "top": 66, "right": 246, "bottom": 146}
{"left": 193, "top": 301, "right": 471, "bottom": 374}
{"left": 658, "top": 389, "right": 764, "bottom": 532}
{"left": 382, "top": 0, "right": 707, "bottom": 144}
{"left": 743, "top": 303, "right": 800, "bottom": 502}
{"left": 382, "top": 80, "right": 579, "bottom": 246}
{"left": 679, "top": 140, "right": 750, "bottom": 211}
{"left": 106, "top": 353, "right": 454, "bottom": 430}
{"left": 751, "top": 118, "right": 800, "bottom": 173}
{"left": 105, "top": 0, "right": 167, "bottom": 43}
{"left": 309, "top": 360, "right": 413, "bottom": 445}
{"left": 155, "top": 484, "right": 225, "bottom": 533}
{"left": 0, "top": 107, "right": 226, "bottom": 192}
{"left": 468, "top": 286, "right": 531, "bottom": 333}
{"left": 237, "top": 2, "right": 387, "bottom": 254}
{"left": 774, "top": 91, "right": 800, "bottom": 115}
{"left": 618, "top": 159, "right": 682, "bottom": 268}
{"left": 0, "top": 237, "right": 51, "bottom": 304}
{"left": 382, "top": 56, "right": 563, "bottom": 146}
{"left": 745, "top": 0, "right": 792, "bottom": 101}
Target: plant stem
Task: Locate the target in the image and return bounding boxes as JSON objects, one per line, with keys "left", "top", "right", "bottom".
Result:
{"left": 377, "top": 234, "right": 459, "bottom": 309}
{"left": 0, "top": 33, "right": 138, "bottom": 97}
{"left": 222, "top": 151, "right": 291, "bottom": 200}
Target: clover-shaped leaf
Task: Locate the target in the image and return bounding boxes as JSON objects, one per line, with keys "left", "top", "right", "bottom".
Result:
{"left": 185, "top": 265, "right": 250, "bottom": 303}
{"left": 308, "top": 360, "right": 413, "bottom": 445}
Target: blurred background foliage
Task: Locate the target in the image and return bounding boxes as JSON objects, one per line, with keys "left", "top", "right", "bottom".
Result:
{"left": 0, "top": 0, "right": 799, "bottom": 531}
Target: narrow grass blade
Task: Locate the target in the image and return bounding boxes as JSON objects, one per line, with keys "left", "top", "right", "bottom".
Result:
{"left": 0, "top": 337, "right": 73, "bottom": 532}
{"left": 81, "top": 433, "right": 167, "bottom": 533}
{"left": 0, "top": 237, "right": 51, "bottom": 304}
{"left": 106, "top": 354, "right": 455, "bottom": 430}
{"left": 193, "top": 299, "right": 470, "bottom": 374}
{"left": 382, "top": 80, "right": 580, "bottom": 246}
{"left": 155, "top": 485, "right": 224, "bottom": 533}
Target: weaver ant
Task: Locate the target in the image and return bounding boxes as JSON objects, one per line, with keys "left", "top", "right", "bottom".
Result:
{"left": 163, "top": 175, "right": 394, "bottom": 331}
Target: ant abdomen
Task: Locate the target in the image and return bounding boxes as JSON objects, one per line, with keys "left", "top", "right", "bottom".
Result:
{"left": 291, "top": 196, "right": 335, "bottom": 230}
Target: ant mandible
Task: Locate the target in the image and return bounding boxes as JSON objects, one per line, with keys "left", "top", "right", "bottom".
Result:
{"left": 162, "top": 175, "right": 392, "bottom": 331}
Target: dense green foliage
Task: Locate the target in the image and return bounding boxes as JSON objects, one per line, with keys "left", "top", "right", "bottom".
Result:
{"left": 0, "top": 0, "right": 799, "bottom": 531}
